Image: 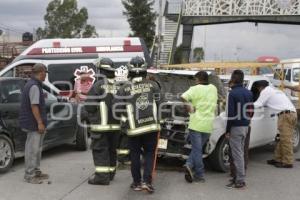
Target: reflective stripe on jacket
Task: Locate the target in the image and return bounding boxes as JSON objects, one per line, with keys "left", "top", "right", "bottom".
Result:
{"left": 85, "top": 78, "right": 122, "bottom": 133}
{"left": 116, "top": 78, "right": 161, "bottom": 137}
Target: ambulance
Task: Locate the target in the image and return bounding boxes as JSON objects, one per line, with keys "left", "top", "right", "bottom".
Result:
{"left": 0, "top": 37, "right": 151, "bottom": 95}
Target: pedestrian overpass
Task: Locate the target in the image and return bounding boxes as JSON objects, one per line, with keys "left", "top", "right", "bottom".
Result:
{"left": 153, "top": 0, "right": 300, "bottom": 65}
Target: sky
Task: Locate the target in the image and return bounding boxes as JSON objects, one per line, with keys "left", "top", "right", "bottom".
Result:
{"left": 0, "top": 0, "right": 300, "bottom": 61}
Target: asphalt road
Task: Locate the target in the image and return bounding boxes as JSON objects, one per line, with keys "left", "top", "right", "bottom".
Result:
{"left": 0, "top": 144, "right": 300, "bottom": 200}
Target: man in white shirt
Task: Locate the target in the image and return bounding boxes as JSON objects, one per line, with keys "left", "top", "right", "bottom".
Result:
{"left": 254, "top": 80, "right": 297, "bottom": 168}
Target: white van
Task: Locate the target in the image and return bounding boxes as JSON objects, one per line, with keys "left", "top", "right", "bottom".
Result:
{"left": 0, "top": 37, "right": 150, "bottom": 95}
{"left": 272, "top": 58, "right": 300, "bottom": 102}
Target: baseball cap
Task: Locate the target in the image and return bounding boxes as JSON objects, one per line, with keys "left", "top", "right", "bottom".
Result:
{"left": 32, "top": 63, "right": 48, "bottom": 74}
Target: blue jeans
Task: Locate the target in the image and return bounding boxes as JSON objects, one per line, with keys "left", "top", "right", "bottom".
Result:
{"left": 186, "top": 130, "right": 210, "bottom": 178}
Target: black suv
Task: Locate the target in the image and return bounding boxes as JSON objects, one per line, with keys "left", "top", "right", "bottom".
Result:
{"left": 0, "top": 78, "right": 88, "bottom": 173}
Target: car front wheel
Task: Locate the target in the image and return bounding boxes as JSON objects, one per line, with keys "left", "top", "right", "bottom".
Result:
{"left": 208, "top": 136, "right": 230, "bottom": 172}
{"left": 293, "top": 126, "right": 300, "bottom": 152}
{"left": 75, "top": 121, "right": 89, "bottom": 151}
{"left": 0, "top": 134, "right": 14, "bottom": 173}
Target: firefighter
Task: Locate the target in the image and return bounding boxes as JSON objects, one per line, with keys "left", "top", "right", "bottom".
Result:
{"left": 115, "top": 56, "right": 161, "bottom": 193}
{"left": 85, "top": 57, "right": 121, "bottom": 185}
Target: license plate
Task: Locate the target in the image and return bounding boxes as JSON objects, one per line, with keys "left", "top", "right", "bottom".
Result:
{"left": 158, "top": 139, "right": 168, "bottom": 149}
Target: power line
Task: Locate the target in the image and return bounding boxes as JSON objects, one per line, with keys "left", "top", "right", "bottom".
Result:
{"left": 0, "top": 26, "right": 23, "bottom": 34}
{"left": 0, "top": 22, "right": 28, "bottom": 32}
{"left": 0, "top": 23, "right": 29, "bottom": 34}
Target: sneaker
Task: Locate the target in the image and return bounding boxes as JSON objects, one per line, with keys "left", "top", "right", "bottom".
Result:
{"left": 267, "top": 159, "right": 281, "bottom": 166}
{"left": 194, "top": 177, "right": 205, "bottom": 183}
{"left": 274, "top": 163, "right": 293, "bottom": 168}
{"left": 226, "top": 182, "right": 246, "bottom": 190}
{"left": 142, "top": 182, "right": 155, "bottom": 194}
{"left": 234, "top": 182, "right": 246, "bottom": 190}
{"left": 130, "top": 182, "right": 143, "bottom": 191}
{"left": 35, "top": 171, "right": 49, "bottom": 180}
{"left": 24, "top": 176, "right": 43, "bottom": 184}
{"left": 183, "top": 165, "right": 193, "bottom": 183}
{"left": 226, "top": 181, "right": 235, "bottom": 189}
{"left": 228, "top": 178, "right": 235, "bottom": 183}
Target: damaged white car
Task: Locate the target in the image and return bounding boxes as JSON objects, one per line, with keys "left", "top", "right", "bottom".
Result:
{"left": 148, "top": 69, "right": 300, "bottom": 172}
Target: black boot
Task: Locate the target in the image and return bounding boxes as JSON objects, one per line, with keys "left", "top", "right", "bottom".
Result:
{"left": 110, "top": 172, "right": 116, "bottom": 181}
{"left": 88, "top": 174, "right": 110, "bottom": 185}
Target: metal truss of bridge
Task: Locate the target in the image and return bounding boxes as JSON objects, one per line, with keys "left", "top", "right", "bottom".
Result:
{"left": 183, "top": 0, "right": 300, "bottom": 16}
{"left": 153, "top": 0, "right": 300, "bottom": 66}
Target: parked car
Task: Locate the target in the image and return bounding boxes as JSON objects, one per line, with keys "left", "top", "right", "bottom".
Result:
{"left": 0, "top": 77, "right": 88, "bottom": 173}
{"left": 148, "top": 69, "right": 300, "bottom": 172}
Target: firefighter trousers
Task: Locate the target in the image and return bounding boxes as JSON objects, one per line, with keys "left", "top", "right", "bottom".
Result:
{"left": 117, "top": 133, "right": 130, "bottom": 163}
{"left": 90, "top": 131, "right": 120, "bottom": 184}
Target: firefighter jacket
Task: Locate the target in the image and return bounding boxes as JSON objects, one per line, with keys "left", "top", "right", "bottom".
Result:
{"left": 115, "top": 77, "right": 161, "bottom": 137}
{"left": 85, "top": 78, "right": 121, "bottom": 136}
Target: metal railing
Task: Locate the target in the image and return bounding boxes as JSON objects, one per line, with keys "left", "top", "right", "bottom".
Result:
{"left": 183, "top": 0, "right": 300, "bottom": 16}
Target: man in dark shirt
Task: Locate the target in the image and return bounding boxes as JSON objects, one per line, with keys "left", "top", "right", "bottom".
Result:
{"left": 19, "top": 64, "right": 49, "bottom": 184}
{"left": 225, "top": 70, "right": 253, "bottom": 189}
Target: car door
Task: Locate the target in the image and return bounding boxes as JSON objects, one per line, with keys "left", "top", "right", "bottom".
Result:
{"left": 43, "top": 89, "right": 76, "bottom": 145}
{"left": 249, "top": 80, "right": 278, "bottom": 148}
{"left": 250, "top": 107, "right": 277, "bottom": 148}
{"left": 0, "top": 79, "right": 26, "bottom": 152}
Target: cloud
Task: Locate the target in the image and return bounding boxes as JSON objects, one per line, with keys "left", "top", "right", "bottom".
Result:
{"left": 192, "top": 23, "right": 300, "bottom": 60}
{"left": 0, "top": 0, "right": 300, "bottom": 60}
{"left": 0, "top": 0, "right": 130, "bottom": 37}
{"left": 78, "top": 0, "right": 130, "bottom": 34}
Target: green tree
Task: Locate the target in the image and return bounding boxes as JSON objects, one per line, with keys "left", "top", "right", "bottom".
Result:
{"left": 122, "top": 0, "right": 157, "bottom": 49}
{"left": 174, "top": 44, "right": 186, "bottom": 64}
{"left": 192, "top": 47, "right": 205, "bottom": 62}
{"left": 36, "top": 0, "right": 98, "bottom": 39}
{"left": 36, "top": 27, "right": 45, "bottom": 40}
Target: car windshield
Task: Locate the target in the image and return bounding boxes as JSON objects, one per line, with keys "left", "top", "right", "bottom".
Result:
{"left": 0, "top": 80, "right": 23, "bottom": 103}
{"left": 293, "top": 68, "right": 300, "bottom": 82}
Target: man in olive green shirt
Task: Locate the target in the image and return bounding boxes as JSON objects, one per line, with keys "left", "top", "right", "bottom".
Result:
{"left": 181, "top": 71, "right": 218, "bottom": 183}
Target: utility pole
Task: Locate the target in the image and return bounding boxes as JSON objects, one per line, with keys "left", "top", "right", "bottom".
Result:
{"left": 156, "top": 0, "right": 163, "bottom": 68}
{"left": 203, "top": 26, "right": 207, "bottom": 61}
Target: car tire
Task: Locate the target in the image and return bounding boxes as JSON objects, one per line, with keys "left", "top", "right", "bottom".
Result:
{"left": 293, "top": 125, "right": 300, "bottom": 152}
{"left": 75, "top": 121, "right": 88, "bottom": 151}
{"left": 0, "top": 134, "right": 14, "bottom": 173}
{"left": 208, "top": 136, "right": 230, "bottom": 172}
